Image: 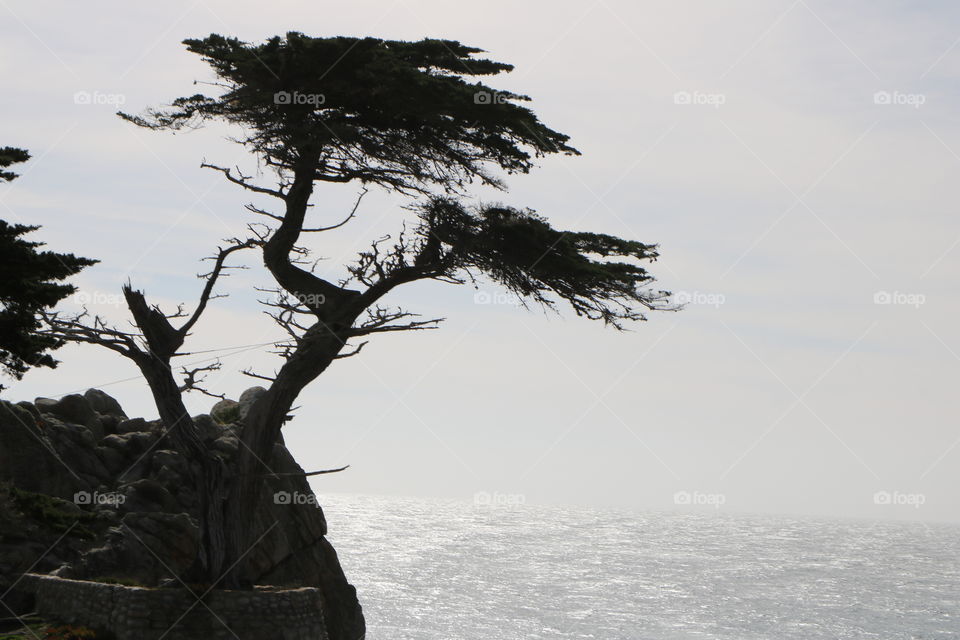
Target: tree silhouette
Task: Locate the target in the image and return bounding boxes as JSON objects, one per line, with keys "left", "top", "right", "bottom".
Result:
{"left": 0, "top": 147, "right": 96, "bottom": 391}
{"left": 44, "top": 33, "right": 673, "bottom": 590}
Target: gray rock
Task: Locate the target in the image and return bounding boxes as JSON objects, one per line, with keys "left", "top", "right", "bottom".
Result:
{"left": 122, "top": 479, "right": 179, "bottom": 513}
{"left": 238, "top": 386, "right": 267, "bottom": 418}
{"left": 194, "top": 414, "right": 222, "bottom": 442}
{"left": 34, "top": 397, "right": 59, "bottom": 414}
{"left": 115, "top": 417, "right": 149, "bottom": 434}
{"left": 39, "top": 394, "right": 104, "bottom": 441}
{"left": 95, "top": 445, "right": 126, "bottom": 475}
{"left": 15, "top": 401, "right": 41, "bottom": 424}
{"left": 83, "top": 389, "right": 127, "bottom": 418}
{"left": 98, "top": 413, "right": 120, "bottom": 435}
{"left": 101, "top": 431, "right": 156, "bottom": 456}
{"left": 66, "top": 512, "right": 199, "bottom": 585}
{"left": 211, "top": 398, "right": 240, "bottom": 424}
{"left": 211, "top": 434, "right": 239, "bottom": 455}
{"left": 0, "top": 401, "right": 87, "bottom": 499}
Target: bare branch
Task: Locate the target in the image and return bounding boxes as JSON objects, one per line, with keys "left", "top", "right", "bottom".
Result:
{"left": 244, "top": 203, "right": 284, "bottom": 222}
{"left": 201, "top": 162, "right": 286, "bottom": 199}
{"left": 302, "top": 187, "right": 368, "bottom": 232}
{"left": 256, "top": 465, "right": 350, "bottom": 478}
{"left": 39, "top": 309, "right": 142, "bottom": 358}
{"left": 333, "top": 341, "right": 368, "bottom": 359}
{"left": 179, "top": 239, "right": 258, "bottom": 337}
{"left": 241, "top": 368, "right": 276, "bottom": 383}
{"left": 347, "top": 306, "right": 443, "bottom": 337}
{"left": 179, "top": 361, "right": 226, "bottom": 399}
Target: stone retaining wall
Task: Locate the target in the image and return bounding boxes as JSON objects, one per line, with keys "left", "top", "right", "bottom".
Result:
{"left": 20, "top": 573, "right": 328, "bottom": 640}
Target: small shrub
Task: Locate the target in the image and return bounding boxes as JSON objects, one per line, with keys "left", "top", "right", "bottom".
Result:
{"left": 43, "top": 624, "right": 99, "bottom": 639}
{"left": 213, "top": 404, "right": 241, "bottom": 425}
{"left": 6, "top": 485, "right": 97, "bottom": 538}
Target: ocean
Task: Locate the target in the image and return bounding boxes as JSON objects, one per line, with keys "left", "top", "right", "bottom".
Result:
{"left": 320, "top": 494, "right": 960, "bottom": 640}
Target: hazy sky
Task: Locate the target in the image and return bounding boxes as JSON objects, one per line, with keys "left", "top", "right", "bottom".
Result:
{"left": 2, "top": 1, "right": 958, "bottom": 523}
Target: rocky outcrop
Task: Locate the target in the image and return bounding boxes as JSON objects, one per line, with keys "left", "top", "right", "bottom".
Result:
{"left": 0, "top": 389, "right": 364, "bottom": 640}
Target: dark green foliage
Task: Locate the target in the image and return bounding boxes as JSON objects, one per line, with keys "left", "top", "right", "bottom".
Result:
{"left": 1, "top": 482, "right": 98, "bottom": 539}
{"left": 0, "top": 147, "right": 30, "bottom": 182}
{"left": 416, "top": 199, "right": 669, "bottom": 326}
{"left": 0, "top": 149, "right": 97, "bottom": 390}
{"left": 119, "top": 32, "right": 578, "bottom": 192}
{"left": 212, "top": 403, "right": 241, "bottom": 425}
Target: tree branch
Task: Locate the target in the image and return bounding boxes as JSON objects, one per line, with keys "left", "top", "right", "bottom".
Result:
{"left": 201, "top": 162, "right": 287, "bottom": 199}
{"left": 302, "top": 187, "right": 368, "bottom": 232}
{"left": 179, "top": 361, "right": 226, "bottom": 399}
{"left": 180, "top": 239, "right": 258, "bottom": 337}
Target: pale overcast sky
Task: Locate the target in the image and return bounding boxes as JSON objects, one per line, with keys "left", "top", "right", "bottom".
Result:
{"left": 2, "top": 1, "right": 959, "bottom": 523}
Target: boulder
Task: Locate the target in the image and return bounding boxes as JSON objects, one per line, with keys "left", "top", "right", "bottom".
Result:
{"left": 95, "top": 445, "right": 126, "bottom": 475}
{"left": 33, "top": 397, "right": 58, "bottom": 414}
{"left": 238, "top": 386, "right": 267, "bottom": 418}
{"left": 36, "top": 394, "right": 104, "bottom": 441}
{"left": 62, "top": 512, "right": 199, "bottom": 585}
{"left": 0, "top": 402, "right": 86, "bottom": 499}
{"left": 15, "top": 401, "right": 41, "bottom": 424}
{"left": 83, "top": 389, "right": 127, "bottom": 418}
{"left": 115, "top": 417, "right": 149, "bottom": 434}
{"left": 211, "top": 398, "right": 241, "bottom": 424}
{"left": 194, "top": 413, "right": 222, "bottom": 442}
{"left": 98, "top": 413, "right": 120, "bottom": 435}
{"left": 121, "top": 478, "right": 180, "bottom": 513}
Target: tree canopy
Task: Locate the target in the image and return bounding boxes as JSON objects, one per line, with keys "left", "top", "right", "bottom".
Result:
{"left": 0, "top": 147, "right": 96, "bottom": 391}
{"left": 119, "top": 32, "right": 669, "bottom": 329}
{"left": 120, "top": 32, "right": 578, "bottom": 193}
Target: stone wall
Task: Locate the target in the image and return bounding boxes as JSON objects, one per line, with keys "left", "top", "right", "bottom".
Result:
{"left": 20, "top": 573, "right": 329, "bottom": 640}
